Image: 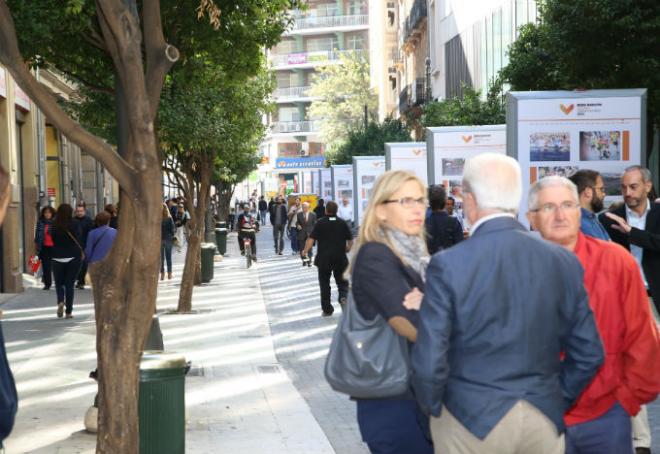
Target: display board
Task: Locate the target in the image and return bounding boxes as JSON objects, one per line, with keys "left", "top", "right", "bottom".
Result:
{"left": 331, "top": 164, "right": 354, "bottom": 222}
{"left": 507, "top": 89, "right": 646, "bottom": 223}
{"left": 310, "top": 170, "right": 320, "bottom": 196}
{"left": 352, "top": 156, "right": 386, "bottom": 226}
{"left": 318, "top": 168, "right": 332, "bottom": 201}
{"left": 385, "top": 142, "right": 428, "bottom": 185}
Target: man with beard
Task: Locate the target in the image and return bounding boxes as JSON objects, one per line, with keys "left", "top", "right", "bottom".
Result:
{"left": 569, "top": 170, "right": 610, "bottom": 240}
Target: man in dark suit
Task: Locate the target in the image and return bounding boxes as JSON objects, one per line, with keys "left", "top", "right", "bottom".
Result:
{"left": 600, "top": 166, "right": 660, "bottom": 314}
{"left": 296, "top": 202, "right": 316, "bottom": 266}
{"left": 425, "top": 184, "right": 463, "bottom": 254}
{"left": 411, "top": 153, "right": 604, "bottom": 453}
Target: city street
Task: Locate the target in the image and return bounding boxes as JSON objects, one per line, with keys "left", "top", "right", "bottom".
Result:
{"left": 2, "top": 224, "right": 660, "bottom": 453}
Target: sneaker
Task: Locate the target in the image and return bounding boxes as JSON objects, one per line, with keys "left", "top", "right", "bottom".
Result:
{"left": 65, "top": 313, "right": 74, "bottom": 319}
{"left": 321, "top": 311, "right": 333, "bottom": 317}
{"left": 42, "top": 285, "right": 50, "bottom": 291}
{"left": 241, "top": 250, "right": 245, "bottom": 256}
{"left": 339, "top": 297, "right": 347, "bottom": 306}
{"left": 76, "top": 284, "right": 85, "bottom": 290}
{"left": 278, "top": 251, "right": 283, "bottom": 255}
{"left": 252, "top": 256, "right": 257, "bottom": 262}
{"left": 57, "top": 302, "right": 64, "bottom": 318}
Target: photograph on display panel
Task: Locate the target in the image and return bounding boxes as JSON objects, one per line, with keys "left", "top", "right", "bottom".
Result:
{"left": 529, "top": 132, "right": 571, "bottom": 161}
{"left": 538, "top": 166, "right": 579, "bottom": 179}
{"left": 579, "top": 131, "right": 621, "bottom": 161}
{"left": 361, "top": 175, "right": 376, "bottom": 185}
{"left": 339, "top": 189, "right": 353, "bottom": 199}
{"left": 602, "top": 172, "right": 623, "bottom": 197}
{"left": 442, "top": 158, "right": 465, "bottom": 177}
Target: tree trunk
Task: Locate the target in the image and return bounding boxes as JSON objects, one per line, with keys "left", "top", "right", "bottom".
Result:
{"left": 216, "top": 182, "right": 234, "bottom": 223}
{"left": 177, "top": 166, "right": 211, "bottom": 312}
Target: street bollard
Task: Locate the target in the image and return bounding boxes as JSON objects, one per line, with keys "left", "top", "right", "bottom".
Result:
{"left": 200, "top": 243, "right": 215, "bottom": 283}
{"left": 139, "top": 352, "right": 187, "bottom": 454}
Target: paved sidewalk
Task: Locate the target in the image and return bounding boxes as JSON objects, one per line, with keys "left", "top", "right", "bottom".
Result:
{"left": 2, "top": 236, "right": 335, "bottom": 453}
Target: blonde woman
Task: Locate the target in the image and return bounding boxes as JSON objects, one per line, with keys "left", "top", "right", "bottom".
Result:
{"left": 350, "top": 170, "right": 432, "bottom": 454}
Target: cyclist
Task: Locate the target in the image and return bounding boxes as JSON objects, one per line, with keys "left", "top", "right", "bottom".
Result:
{"left": 236, "top": 203, "right": 258, "bottom": 261}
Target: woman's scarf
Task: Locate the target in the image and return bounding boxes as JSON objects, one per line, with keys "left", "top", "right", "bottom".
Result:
{"left": 382, "top": 227, "right": 430, "bottom": 281}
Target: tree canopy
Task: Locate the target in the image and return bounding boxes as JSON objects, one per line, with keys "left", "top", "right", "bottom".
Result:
{"left": 500, "top": 0, "right": 660, "bottom": 134}
{"left": 309, "top": 51, "right": 378, "bottom": 150}
{"left": 328, "top": 118, "right": 412, "bottom": 165}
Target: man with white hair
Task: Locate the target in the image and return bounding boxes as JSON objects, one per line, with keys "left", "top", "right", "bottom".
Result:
{"left": 528, "top": 176, "right": 660, "bottom": 454}
{"left": 411, "top": 153, "right": 604, "bottom": 453}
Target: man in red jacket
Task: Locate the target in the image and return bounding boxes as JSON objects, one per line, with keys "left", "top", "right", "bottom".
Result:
{"left": 528, "top": 175, "right": 660, "bottom": 454}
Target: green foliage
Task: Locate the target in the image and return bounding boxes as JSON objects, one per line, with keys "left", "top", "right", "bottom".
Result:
{"left": 328, "top": 118, "right": 412, "bottom": 165}
{"left": 309, "top": 51, "right": 378, "bottom": 149}
{"left": 420, "top": 83, "right": 505, "bottom": 131}
{"left": 500, "top": 0, "right": 660, "bottom": 130}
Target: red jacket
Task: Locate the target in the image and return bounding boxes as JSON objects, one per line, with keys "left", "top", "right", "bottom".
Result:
{"left": 565, "top": 233, "right": 660, "bottom": 425}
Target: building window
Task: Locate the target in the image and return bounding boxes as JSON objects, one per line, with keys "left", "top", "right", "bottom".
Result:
{"left": 306, "top": 37, "right": 339, "bottom": 52}
{"left": 347, "top": 35, "right": 364, "bottom": 50}
{"left": 348, "top": 1, "right": 366, "bottom": 15}
{"left": 278, "top": 107, "right": 301, "bottom": 122}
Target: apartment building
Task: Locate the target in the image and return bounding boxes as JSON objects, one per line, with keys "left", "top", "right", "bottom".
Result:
{"left": 0, "top": 65, "right": 116, "bottom": 293}
{"left": 258, "top": 0, "right": 370, "bottom": 196}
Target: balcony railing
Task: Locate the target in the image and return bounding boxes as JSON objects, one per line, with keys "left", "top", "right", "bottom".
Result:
{"left": 404, "top": 0, "right": 428, "bottom": 43}
{"left": 289, "top": 14, "right": 369, "bottom": 31}
{"left": 273, "top": 86, "right": 312, "bottom": 99}
{"left": 413, "top": 77, "right": 427, "bottom": 106}
{"left": 272, "top": 120, "right": 320, "bottom": 134}
{"left": 270, "top": 49, "right": 366, "bottom": 68}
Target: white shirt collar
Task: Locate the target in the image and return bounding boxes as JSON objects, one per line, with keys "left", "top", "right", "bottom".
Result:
{"left": 469, "top": 212, "right": 516, "bottom": 237}
{"left": 625, "top": 200, "right": 650, "bottom": 220}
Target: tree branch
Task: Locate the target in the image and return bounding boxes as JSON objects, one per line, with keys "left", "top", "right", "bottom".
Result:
{"left": 0, "top": 1, "right": 139, "bottom": 197}
{"left": 143, "top": 0, "right": 178, "bottom": 120}
{"left": 55, "top": 66, "right": 114, "bottom": 95}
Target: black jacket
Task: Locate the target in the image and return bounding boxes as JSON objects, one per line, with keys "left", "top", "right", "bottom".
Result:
{"left": 425, "top": 211, "right": 463, "bottom": 254}
{"left": 270, "top": 204, "right": 288, "bottom": 226}
{"left": 258, "top": 199, "right": 268, "bottom": 211}
{"left": 75, "top": 215, "right": 95, "bottom": 247}
{"left": 600, "top": 202, "right": 660, "bottom": 304}
{"left": 51, "top": 221, "right": 83, "bottom": 259}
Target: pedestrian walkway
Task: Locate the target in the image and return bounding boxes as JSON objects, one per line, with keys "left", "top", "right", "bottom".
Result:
{"left": 1, "top": 235, "right": 335, "bottom": 453}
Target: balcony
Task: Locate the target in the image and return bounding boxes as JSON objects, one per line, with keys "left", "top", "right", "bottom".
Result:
{"left": 271, "top": 120, "right": 320, "bottom": 134}
{"left": 273, "top": 85, "right": 313, "bottom": 101}
{"left": 403, "top": 0, "right": 428, "bottom": 44}
{"left": 287, "top": 14, "right": 369, "bottom": 33}
{"left": 413, "top": 77, "right": 427, "bottom": 106}
{"left": 270, "top": 49, "right": 366, "bottom": 69}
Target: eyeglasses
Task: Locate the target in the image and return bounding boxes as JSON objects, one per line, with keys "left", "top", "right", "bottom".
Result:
{"left": 383, "top": 197, "right": 426, "bottom": 208}
{"left": 531, "top": 201, "right": 579, "bottom": 214}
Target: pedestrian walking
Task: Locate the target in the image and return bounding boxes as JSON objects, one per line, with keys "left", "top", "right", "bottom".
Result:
{"left": 84, "top": 211, "right": 117, "bottom": 264}
{"left": 411, "top": 153, "right": 604, "bottom": 454}
{"left": 34, "top": 205, "right": 56, "bottom": 290}
{"left": 161, "top": 204, "right": 175, "bottom": 280}
{"left": 0, "top": 165, "right": 18, "bottom": 449}
{"left": 258, "top": 196, "right": 268, "bottom": 226}
{"left": 51, "top": 204, "right": 85, "bottom": 319}
{"left": 425, "top": 184, "right": 463, "bottom": 254}
{"left": 301, "top": 201, "right": 353, "bottom": 316}
{"left": 528, "top": 176, "right": 660, "bottom": 454}
{"left": 288, "top": 197, "right": 302, "bottom": 254}
{"left": 104, "top": 203, "right": 118, "bottom": 229}
{"left": 296, "top": 202, "right": 316, "bottom": 266}
{"left": 267, "top": 197, "right": 275, "bottom": 224}
{"left": 338, "top": 197, "right": 354, "bottom": 227}
{"left": 600, "top": 165, "right": 660, "bottom": 452}
{"left": 74, "top": 204, "right": 94, "bottom": 289}
{"left": 173, "top": 203, "right": 188, "bottom": 251}
{"left": 346, "top": 170, "right": 433, "bottom": 454}
{"left": 568, "top": 169, "right": 610, "bottom": 240}
{"left": 270, "top": 196, "right": 287, "bottom": 255}
{"left": 314, "top": 198, "right": 326, "bottom": 220}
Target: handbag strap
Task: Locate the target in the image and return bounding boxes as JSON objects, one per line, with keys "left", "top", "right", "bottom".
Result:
{"left": 66, "top": 229, "right": 84, "bottom": 256}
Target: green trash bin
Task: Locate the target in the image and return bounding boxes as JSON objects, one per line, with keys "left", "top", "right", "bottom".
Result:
{"left": 139, "top": 352, "right": 187, "bottom": 454}
{"left": 215, "top": 228, "right": 227, "bottom": 255}
{"left": 200, "top": 243, "right": 215, "bottom": 283}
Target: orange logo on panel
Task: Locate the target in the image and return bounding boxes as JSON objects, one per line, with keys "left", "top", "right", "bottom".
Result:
{"left": 412, "top": 149, "right": 423, "bottom": 156}
{"left": 559, "top": 104, "right": 574, "bottom": 115}
{"left": 462, "top": 136, "right": 472, "bottom": 143}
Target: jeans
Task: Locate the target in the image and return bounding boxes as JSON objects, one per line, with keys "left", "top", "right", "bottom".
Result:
{"left": 161, "top": 241, "right": 173, "bottom": 273}
{"left": 317, "top": 262, "right": 348, "bottom": 314}
{"left": 39, "top": 246, "right": 53, "bottom": 288}
{"left": 77, "top": 259, "right": 88, "bottom": 287}
{"left": 273, "top": 225, "right": 285, "bottom": 252}
{"left": 566, "top": 402, "right": 633, "bottom": 454}
{"left": 289, "top": 227, "right": 299, "bottom": 252}
{"left": 238, "top": 231, "right": 257, "bottom": 256}
{"left": 260, "top": 210, "right": 268, "bottom": 226}
{"left": 52, "top": 258, "right": 81, "bottom": 314}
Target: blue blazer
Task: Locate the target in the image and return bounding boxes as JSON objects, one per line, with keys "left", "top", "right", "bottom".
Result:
{"left": 411, "top": 216, "right": 604, "bottom": 439}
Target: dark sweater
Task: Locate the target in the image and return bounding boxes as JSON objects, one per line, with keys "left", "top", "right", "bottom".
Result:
{"left": 51, "top": 221, "right": 83, "bottom": 259}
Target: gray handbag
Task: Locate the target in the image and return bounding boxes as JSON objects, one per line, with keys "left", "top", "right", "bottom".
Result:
{"left": 324, "top": 291, "right": 411, "bottom": 398}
